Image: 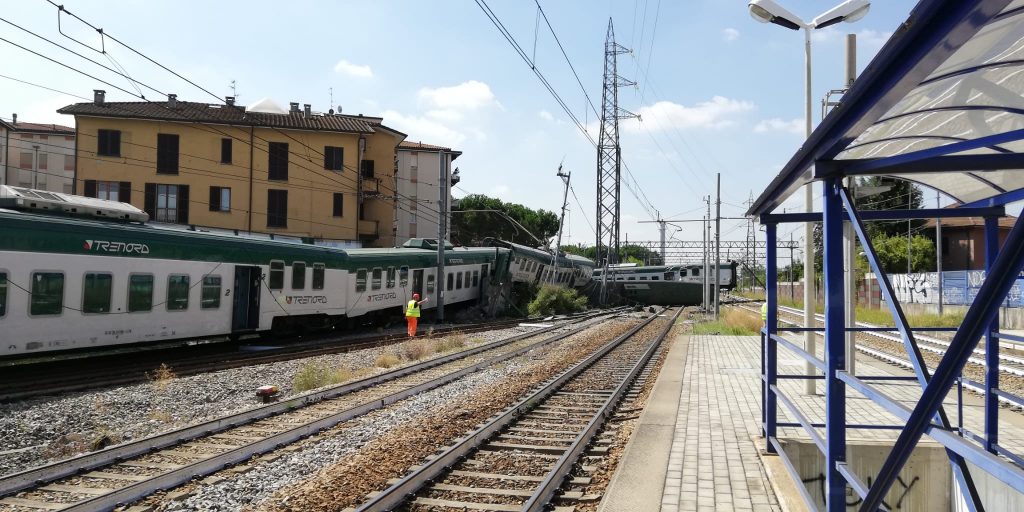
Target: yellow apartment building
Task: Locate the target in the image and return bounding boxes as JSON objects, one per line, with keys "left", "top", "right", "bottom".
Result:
{"left": 58, "top": 91, "right": 405, "bottom": 247}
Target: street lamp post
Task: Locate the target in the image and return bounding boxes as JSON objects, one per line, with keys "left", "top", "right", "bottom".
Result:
{"left": 31, "top": 144, "right": 40, "bottom": 190}
{"left": 748, "top": 0, "right": 870, "bottom": 396}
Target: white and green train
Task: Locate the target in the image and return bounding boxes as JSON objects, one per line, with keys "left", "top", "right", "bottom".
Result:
{"left": 1, "top": 187, "right": 605, "bottom": 357}
{"left": 593, "top": 262, "right": 737, "bottom": 305}
{"left": 485, "top": 238, "right": 596, "bottom": 288}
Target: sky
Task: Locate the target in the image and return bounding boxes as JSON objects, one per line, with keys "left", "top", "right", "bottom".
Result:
{"left": 0, "top": 0, "right": 921, "bottom": 254}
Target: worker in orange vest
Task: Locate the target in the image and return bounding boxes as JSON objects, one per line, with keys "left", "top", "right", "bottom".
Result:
{"left": 406, "top": 293, "right": 428, "bottom": 337}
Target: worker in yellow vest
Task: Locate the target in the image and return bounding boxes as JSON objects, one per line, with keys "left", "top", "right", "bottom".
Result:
{"left": 761, "top": 301, "right": 768, "bottom": 331}
{"left": 406, "top": 293, "right": 428, "bottom": 337}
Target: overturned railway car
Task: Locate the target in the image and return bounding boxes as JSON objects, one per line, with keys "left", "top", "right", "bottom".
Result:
{"left": 593, "top": 262, "right": 737, "bottom": 305}
{"left": 484, "top": 238, "right": 596, "bottom": 289}
{"left": 0, "top": 187, "right": 512, "bottom": 357}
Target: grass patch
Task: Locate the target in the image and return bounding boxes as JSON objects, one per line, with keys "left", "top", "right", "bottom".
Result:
{"left": 436, "top": 334, "right": 467, "bottom": 353}
{"left": 147, "top": 363, "right": 176, "bottom": 392}
{"left": 374, "top": 352, "right": 401, "bottom": 369}
{"left": 402, "top": 340, "right": 432, "bottom": 361}
{"left": 293, "top": 363, "right": 360, "bottom": 392}
{"left": 738, "top": 289, "right": 965, "bottom": 328}
{"left": 693, "top": 308, "right": 761, "bottom": 336}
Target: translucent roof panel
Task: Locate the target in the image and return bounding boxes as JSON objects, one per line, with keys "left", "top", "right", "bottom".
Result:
{"left": 750, "top": 0, "right": 1024, "bottom": 216}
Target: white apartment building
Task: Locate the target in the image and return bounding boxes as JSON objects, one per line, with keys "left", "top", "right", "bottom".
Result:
{"left": 394, "top": 141, "right": 461, "bottom": 245}
{"left": 0, "top": 115, "right": 76, "bottom": 193}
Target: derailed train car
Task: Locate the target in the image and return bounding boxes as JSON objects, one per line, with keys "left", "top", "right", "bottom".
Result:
{"left": 592, "top": 261, "right": 737, "bottom": 305}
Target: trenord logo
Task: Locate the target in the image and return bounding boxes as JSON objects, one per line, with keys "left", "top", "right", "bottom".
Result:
{"left": 83, "top": 239, "right": 150, "bottom": 255}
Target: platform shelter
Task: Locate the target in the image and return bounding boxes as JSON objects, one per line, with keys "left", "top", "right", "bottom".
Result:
{"left": 748, "top": 0, "right": 1024, "bottom": 510}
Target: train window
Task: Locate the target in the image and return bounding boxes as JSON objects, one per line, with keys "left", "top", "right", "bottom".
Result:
{"left": 399, "top": 266, "right": 409, "bottom": 287}
{"left": 628, "top": 277, "right": 636, "bottom": 281}
{"left": 665, "top": 272, "right": 675, "bottom": 280}
{"left": 427, "top": 274, "right": 435, "bottom": 293}
{"left": 371, "top": 268, "right": 382, "bottom": 290}
{"left": 0, "top": 272, "right": 7, "bottom": 317}
{"left": 167, "top": 275, "right": 190, "bottom": 311}
{"left": 269, "top": 261, "right": 285, "bottom": 289}
{"left": 681, "top": 269, "right": 688, "bottom": 277}
{"left": 202, "top": 275, "right": 222, "bottom": 309}
{"left": 82, "top": 272, "right": 113, "bottom": 313}
{"left": 652, "top": 276, "right": 660, "bottom": 280}
{"left": 640, "top": 277, "right": 648, "bottom": 281}
{"left": 128, "top": 274, "right": 153, "bottom": 312}
{"left": 483, "top": 264, "right": 490, "bottom": 277}
{"left": 30, "top": 272, "right": 64, "bottom": 316}
{"left": 447, "top": 272, "right": 454, "bottom": 291}
{"left": 456, "top": 272, "right": 463, "bottom": 289}
{"left": 292, "top": 262, "right": 306, "bottom": 290}
{"left": 386, "top": 267, "right": 396, "bottom": 289}
{"left": 355, "top": 269, "right": 367, "bottom": 292}
{"left": 691, "top": 268, "right": 700, "bottom": 277}
{"left": 472, "top": 271, "right": 479, "bottom": 287}
{"left": 312, "top": 264, "right": 325, "bottom": 290}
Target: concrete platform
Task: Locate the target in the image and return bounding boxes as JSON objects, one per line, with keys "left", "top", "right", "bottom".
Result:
{"left": 600, "top": 334, "right": 1024, "bottom": 511}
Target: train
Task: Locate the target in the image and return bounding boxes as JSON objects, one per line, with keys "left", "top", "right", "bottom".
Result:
{"left": 0, "top": 186, "right": 595, "bottom": 357}
{"left": 485, "top": 238, "right": 596, "bottom": 288}
{"left": 592, "top": 261, "right": 737, "bottom": 305}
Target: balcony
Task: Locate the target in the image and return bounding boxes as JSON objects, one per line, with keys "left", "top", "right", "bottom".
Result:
{"left": 358, "top": 219, "right": 379, "bottom": 240}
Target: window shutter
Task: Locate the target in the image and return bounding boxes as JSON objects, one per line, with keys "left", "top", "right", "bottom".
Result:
{"left": 119, "top": 181, "right": 131, "bottom": 204}
{"left": 178, "top": 185, "right": 189, "bottom": 224}
{"left": 323, "top": 148, "right": 330, "bottom": 170}
{"left": 84, "top": 180, "right": 97, "bottom": 197}
{"left": 144, "top": 183, "right": 156, "bottom": 219}
{"left": 209, "top": 186, "right": 219, "bottom": 211}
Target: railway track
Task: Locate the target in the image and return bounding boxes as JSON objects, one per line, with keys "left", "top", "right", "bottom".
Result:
{"left": 733, "top": 302, "right": 1024, "bottom": 407}
{"left": 0, "top": 313, "right": 602, "bottom": 402}
{"left": 353, "top": 307, "right": 681, "bottom": 512}
{"left": 0, "top": 310, "right": 626, "bottom": 512}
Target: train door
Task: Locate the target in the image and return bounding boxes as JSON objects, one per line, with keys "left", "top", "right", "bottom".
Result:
{"left": 413, "top": 269, "right": 424, "bottom": 297}
{"left": 232, "top": 265, "right": 262, "bottom": 331}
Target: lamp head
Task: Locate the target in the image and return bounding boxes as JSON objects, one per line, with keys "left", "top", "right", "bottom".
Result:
{"left": 812, "top": 0, "right": 871, "bottom": 29}
{"left": 748, "top": 0, "right": 804, "bottom": 30}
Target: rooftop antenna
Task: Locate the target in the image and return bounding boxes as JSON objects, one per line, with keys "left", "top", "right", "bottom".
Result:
{"left": 229, "top": 80, "right": 239, "bottom": 101}
{"left": 329, "top": 87, "right": 334, "bottom": 112}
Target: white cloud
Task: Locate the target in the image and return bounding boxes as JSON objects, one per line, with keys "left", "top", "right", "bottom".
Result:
{"left": 722, "top": 28, "right": 740, "bottom": 42}
{"left": 418, "top": 80, "right": 501, "bottom": 111}
{"left": 426, "top": 109, "right": 464, "bottom": 122}
{"left": 538, "top": 109, "right": 554, "bottom": 121}
{"left": 754, "top": 117, "right": 804, "bottom": 135}
{"left": 381, "top": 109, "right": 466, "bottom": 148}
{"left": 333, "top": 59, "right": 373, "bottom": 78}
{"left": 624, "top": 96, "right": 755, "bottom": 132}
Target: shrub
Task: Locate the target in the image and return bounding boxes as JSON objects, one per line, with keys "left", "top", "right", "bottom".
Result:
{"left": 293, "top": 363, "right": 357, "bottom": 392}
{"left": 402, "top": 339, "right": 432, "bottom": 361}
{"left": 436, "top": 334, "right": 467, "bottom": 353}
{"left": 147, "top": 363, "right": 176, "bottom": 392}
{"left": 527, "top": 285, "right": 588, "bottom": 316}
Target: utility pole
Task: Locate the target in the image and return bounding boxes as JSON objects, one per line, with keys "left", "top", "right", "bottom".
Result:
{"left": 436, "top": 151, "right": 447, "bottom": 322}
{"left": 550, "top": 164, "right": 571, "bottom": 283}
{"left": 31, "top": 144, "right": 40, "bottom": 189}
{"left": 843, "top": 33, "right": 857, "bottom": 376}
{"left": 714, "top": 173, "right": 721, "bottom": 319}
{"left": 937, "top": 190, "right": 944, "bottom": 315}
{"left": 789, "top": 232, "right": 795, "bottom": 302}
{"left": 704, "top": 196, "right": 710, "bottom": 312}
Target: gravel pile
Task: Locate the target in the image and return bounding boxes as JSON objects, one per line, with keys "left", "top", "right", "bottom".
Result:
{"left": 0, "top": 325, "right": 543, "bottom": 478}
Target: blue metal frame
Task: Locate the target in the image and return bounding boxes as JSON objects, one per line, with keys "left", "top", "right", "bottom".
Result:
{"left": 760, "top": 206, "right": 1005, "bottom": 224}
{"left": 984, "top": 217, "right": 1000, "bottom": 453}
{"left": 822, "top": 178, "right": 846, "bottom": 511}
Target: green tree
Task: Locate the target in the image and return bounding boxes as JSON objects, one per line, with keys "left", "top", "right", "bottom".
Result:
{"left": 450, "top": 194, "right": 560, "bottom": 246}
{"left": 873, "top": 234, "right": 935, "bottom": 273}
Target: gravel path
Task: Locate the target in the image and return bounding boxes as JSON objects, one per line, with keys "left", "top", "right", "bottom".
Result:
{"left": 0, "top": 325, "right": 545, "bottom": 478}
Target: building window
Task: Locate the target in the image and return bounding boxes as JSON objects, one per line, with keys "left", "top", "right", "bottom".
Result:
{"left": 221, "top": 138, "right": 232, "bottom": 164}
{"left": 333, "top": 193, "right": 344, "bottom": 217}
{"left": 0, "top": 272, "right": 6, "bottom": 317}
{"left": 371, "top": 268, "right": 382, "bottom": 290}
{"left": 202, "top": 275, "right": 222, "bottom": 309}
{"left": 267, "top": 189, "right": 288, "bottom": 228}
{"left": 360, "top": 159, "right": 374, "bottom": 178}
{"left": 355, "top": 269, "right": 367, "bottom": 292}
{"left": 128, "top": 274, "right": 153, "bottom": 312}
{"left": 292, "top": 262, "right": 306, "bottom": 290}
{"left": 149, "top": 184, "right": 188, "bottom": 223}
{"left": 93, "top": 181, "right": 122, "bottom": 202}
{"left": 167, "top": 274, "right": 189, "bottom": 310}
{"left": 386, "top": 267, "right": 396, "bottom": 288}
{"left": 19, "top": 152, "right": 31, "bottom": 169}
{"left": 427, "top": 274, "right": 435, "bottom": 293}
{"left": 64, "top": 154, "right": 74, "bottom": 171}
{"left": 409, "top": 223, "right": 416, "bottom": 238}
{"left": 409, "top": 196, "right": 418, "bottom": 211}
{"left": 31, "top": 272, "right": 64, "bottom": 316}
{"left": 268, "top": 142, "right": 289, "bottom": 180}
{"left": 209, "top": 186, "right": 231, "bottom": 212}
{"left": 399, "top": 266, "right": 409, "bottom": 287}
{"left": 324, "top": 146, "right": 344, "bottom": 171}
{"left": 38, "top": 154, "right": 47, "bottom": 170}
{"left": 269, "top": 261, "right": 284, "bottom": 289}
{"left": 97, "top": 129, "right": 121, "bottom": 157}
{"left": 410, "top": 165, "right": 418, "bottom": 183}
{"left": 157, "top": 133, "right": 180, "bottom": 174}
{"left": 82, "top": 272, "right": 113, "bottom": 314}
{"left": 312, "top": 263, "right": 325, "bottom": 290}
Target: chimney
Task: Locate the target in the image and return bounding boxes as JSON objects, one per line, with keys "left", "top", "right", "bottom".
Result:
{"left": 11, "top": 113, "right": 16, "bottom": 125}
{"left": 167, "top": 93, "right": 177, "bottom": 108}
{"left": 94, "top": 90, "right": 105, "bottom": 106}
{"left": 226, "top": 96, "right": 235, "bottom": 106}
{"left": 289, "top": 102, "right": 300, "bottom": 114}
{"left": 303, "top": 104, "right": 311, "bottom": 118}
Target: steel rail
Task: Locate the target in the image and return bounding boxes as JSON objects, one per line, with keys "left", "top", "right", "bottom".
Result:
{"left": 0, "top": 310, "right": 620, "bottom": 504}
{"left": 355, "top": 307, "right": 671, "bottom": 512}
{"left": 523, "top": 306, "right": 683, "bottom": 511}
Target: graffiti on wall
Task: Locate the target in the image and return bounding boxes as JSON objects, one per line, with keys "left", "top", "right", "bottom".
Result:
{"left": 802, "top": 473, "right": 919, "bottom": 510}
{"left": 888, "top": 271, "right": 1024, "bottom": 307}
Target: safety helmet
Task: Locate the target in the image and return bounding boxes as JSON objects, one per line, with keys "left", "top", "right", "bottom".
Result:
{"left": 413, "top": 293, "right": 420, "bottom": 299}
